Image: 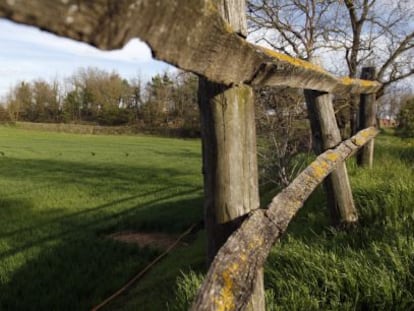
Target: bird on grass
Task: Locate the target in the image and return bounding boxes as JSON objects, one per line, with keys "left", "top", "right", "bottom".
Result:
{"left": 91, "top": 152, "right": 96, "bottom": 156}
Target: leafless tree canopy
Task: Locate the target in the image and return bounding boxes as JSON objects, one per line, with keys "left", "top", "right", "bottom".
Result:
{"left": 248, "top": 0, "right": 336, "bottom": 60}
{"left": 248, "top": 0, "right": 414, "bottom": 94}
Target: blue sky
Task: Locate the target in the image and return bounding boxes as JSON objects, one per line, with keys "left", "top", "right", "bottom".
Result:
{"left": 0, "top": 19, "right": 171, "bottom": 99}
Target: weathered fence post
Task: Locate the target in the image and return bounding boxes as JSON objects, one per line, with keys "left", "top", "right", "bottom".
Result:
{"left": 357, "top": 67, "right": 377, "bottom": 168}
{"left": 305, "top": 90, "right": 358, "bottom": 224}
{"left": 198, "top": 82, "right": 260, "bottom": 261}
{"left": 198, "top": 0, "right": 265, "bottom": 310}
{"left": 191, "top": 127, "right": 379, "bottom": 311}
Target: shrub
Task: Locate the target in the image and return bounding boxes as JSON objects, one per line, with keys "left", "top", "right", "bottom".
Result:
{"left": 255, "top": 86, "right": 311, "bottom": 189}
{"left": 396, "top": 97, "right": 414, "bottom": 138}
{"left": 0, "top": 105, "right": 11, "bottom": 122}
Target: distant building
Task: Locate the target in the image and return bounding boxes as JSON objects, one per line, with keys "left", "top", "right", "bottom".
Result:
{"left": 378, "top": 116, "right": 397, "bottom": 128}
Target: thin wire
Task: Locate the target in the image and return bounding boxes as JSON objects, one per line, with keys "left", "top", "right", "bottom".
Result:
{"left": 91, "top": 223, "right": 197, "bottom": 311}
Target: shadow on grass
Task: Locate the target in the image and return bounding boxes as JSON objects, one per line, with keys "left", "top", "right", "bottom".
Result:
{"left": 0, "top": 188, "right": 202, "bottom": 260}
{"left": 0, "top": 196, "right": 203, "bottom": 311}
{"left": 151, "top": 149, "right": 202, "bottom": 159}
{"left": 0, "top": 157, "right": 197, "bottom": 194}
{"left": 0, "top": 189, "right": 168, "bottom": 239}
{"left": 0, "top": 157, "right": 203, "bottom": 310}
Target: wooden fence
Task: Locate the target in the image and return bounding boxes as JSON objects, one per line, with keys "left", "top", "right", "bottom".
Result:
{"left": 0, "top": 1, "right": 381, "bottom": 310}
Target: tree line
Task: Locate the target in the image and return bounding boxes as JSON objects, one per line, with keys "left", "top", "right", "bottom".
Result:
{"left": 0, "top": 67, "right": 199, "bottom": 132}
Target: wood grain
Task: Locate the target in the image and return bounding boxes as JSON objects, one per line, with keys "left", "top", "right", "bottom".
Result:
{"left": 191, "top": 127, "right": 379, "bottom": 311}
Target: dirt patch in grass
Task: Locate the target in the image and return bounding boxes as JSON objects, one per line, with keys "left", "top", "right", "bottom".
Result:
{"left": 108, "top": 231, "right": 187, "bottom": 250}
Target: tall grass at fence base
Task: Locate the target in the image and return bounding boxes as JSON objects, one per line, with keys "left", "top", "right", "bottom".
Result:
{"left": 173, "top": 130, "right": 414, "bottom": 310}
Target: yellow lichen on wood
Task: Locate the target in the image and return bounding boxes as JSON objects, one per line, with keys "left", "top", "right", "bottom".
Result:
{"left": 352, "top": 127, "right": 378, "bottom": 146}
{"left": 248, "top": 235, "right": 264, "bottom": 250}
{"left": 325, "top": 151, "right": 340, "bottom": 163}
{"left": 309, "top": 160, "right": 330, "bottom": 179}
{"left": 239, "top": 253, "right": 248, "bottom": 263}
{"left": 257, "top": 46, "right": 328, "bottom": 74}
{"left": 340, "top": 77, "right": 379, "bottom": 88}
{"left": 215, "top": 262, "right": 240, "bottom": 311}
{"left": 352, "top": 137, "right": 364, "bottom": 147}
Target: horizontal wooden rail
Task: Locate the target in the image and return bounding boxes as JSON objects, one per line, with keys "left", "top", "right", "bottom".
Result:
{"left": 191, "top": 127, "right": 379, "bottom": 311}
{"left": 0, "top": 0, "right": 381, "bottom": 94}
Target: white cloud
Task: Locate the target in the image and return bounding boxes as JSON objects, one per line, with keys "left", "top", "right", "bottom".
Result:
{"left": 0, "top": 19, "right": 152, "bottom": 63}
{"left": 102, "top": 39, "right": 153, "bottom": 62}
{"left": 0, "top": 19, "right": 171, "bottom": 98}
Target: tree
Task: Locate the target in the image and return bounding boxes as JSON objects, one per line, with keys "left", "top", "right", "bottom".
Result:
{"left": 4, "top": 79, "right": 62, "bottom": 123}
{"left": 396, "top": 95, "right": 414, "bottom": 137}
{"left": 334, "top": 0, "right": 414, "bottom": 133}
{"left": 142, "top": 72, "right": 174, "bottom": 127}
{"left": 5, "top": 82, "right": 32, "bottom": 121}
{"left": 248, "top": 0, "right": 414, "bottom": 134}
{"left": 2, "top": 67, "right": 199, "bottom": 131}
{"left": 128, "top": 76, "right": 145, "bottom": 124}
{"left": 64, "top": 68, "right": 132, "bottom": 125}
{"left": 170, "top": 71, "right": 199, "bottom": 131}
{"left": 62, "top": 90, "right": 82, "bottom": 123}
{"left": 248, "top": 0, "right": 335, "bottom": 61}
{"left": 31, "top": 79, "right": 61, "bottom": 122}
{"left": 0, "top": 104, "right": 10, "bottom": 122}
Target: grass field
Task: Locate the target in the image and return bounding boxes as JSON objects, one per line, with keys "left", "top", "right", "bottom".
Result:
{"left": 0, "top": 125, "right": 204, "bottom": 310}
{"left": 262, "top": 134, "right": 414, "bottom": 310}
{"left": 174, "top": 130, "right": 414, "bottom": 310}
{"left": 0, "top": 125, "right": 413, "bottom": 310}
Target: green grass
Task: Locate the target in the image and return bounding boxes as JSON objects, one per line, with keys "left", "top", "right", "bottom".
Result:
{"left": 175, "top": 130, "right": 414, "bottom": 310}
{"left": 0, "top": 126, "right": 204, "bottom": 310}
{"left": 1, "top": 126, "right": 413, "bottom": 310}
{"left": 262, "top": 132, "right": 414, "bottom": 310}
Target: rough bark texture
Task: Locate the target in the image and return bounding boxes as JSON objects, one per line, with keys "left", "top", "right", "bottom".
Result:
{"left": 198, "top": 82, "right": 260, "bottom": 260}
{"left": 198, "top": 1, "right": 264, "bottom": 310}
{"left": 191, "top": 127, "right": 379, "bottom": 311}
{"left": 214, "top": 0, "right": 247, "bottom": 37}
{"left": 305, "top": 91, "right": 358, "bottom": 224}
{"left": 0, "top": 2, "right": 380, "bottom": 308}
{"left": 350, "top": 93, "right": 360, "bottom": 136}
{"left": 357, "top": 67, "right": 377, "bottom": 168}
{"left": 0, "top": 0, "right": 380, "bottom": 94}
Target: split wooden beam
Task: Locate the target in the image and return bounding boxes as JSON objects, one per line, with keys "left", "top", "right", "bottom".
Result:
{"left": 305, "top": 90, "right": 358, "bottom": 224}
{"left": 0, "top": 0, "right": 381, "bottom": 94}
{"left": 199, "top": 82, "right": 264, "bottom": 311}
{"left": 190, "top": 127, "right": 379, "bottom": 311}
{"left": 198, "top": 1, "right": 264, "bottom": 309}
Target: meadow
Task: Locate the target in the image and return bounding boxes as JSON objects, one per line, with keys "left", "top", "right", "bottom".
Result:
{"left": 172, "top": 130, "right": 414, "bottom": 311}
{"left": 0, "top": 125, "right": 413, "bottom": 310}
{"left": 0, "top": 125, "right": 204, "bottom": 310}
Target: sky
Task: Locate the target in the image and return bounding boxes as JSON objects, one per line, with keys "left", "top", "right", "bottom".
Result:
{"left": 0, "top": 11, "right": 412, "bottom": 102}
{"left": 0, "top": 19, "right": 172, "bottom": 99}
